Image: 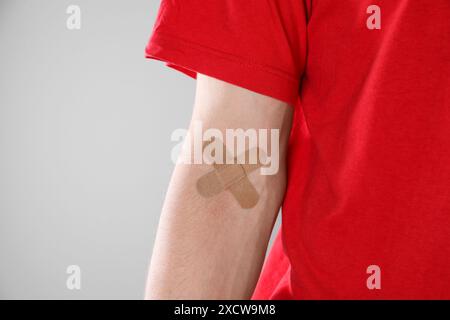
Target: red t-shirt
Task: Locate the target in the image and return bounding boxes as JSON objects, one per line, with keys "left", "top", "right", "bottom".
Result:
{"left": 145, "top": 0, "right": 450, "bottom": 299}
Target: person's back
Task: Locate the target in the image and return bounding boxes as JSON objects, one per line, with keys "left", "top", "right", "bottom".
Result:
{"left": 145, "top": 0, "right": 450, "bottom": 299}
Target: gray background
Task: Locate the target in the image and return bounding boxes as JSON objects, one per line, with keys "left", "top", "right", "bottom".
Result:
{"left": 0, "top": 0, "right": 279, "bottom": 299}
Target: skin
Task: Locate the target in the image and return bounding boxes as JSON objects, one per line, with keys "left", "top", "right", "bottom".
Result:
{"left": 145, "top": 74, "right": 293, "bottom": 299}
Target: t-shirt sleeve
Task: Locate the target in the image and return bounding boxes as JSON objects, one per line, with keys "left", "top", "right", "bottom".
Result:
{"left": 145, "top": 0, "right": 308, "bottom": 106}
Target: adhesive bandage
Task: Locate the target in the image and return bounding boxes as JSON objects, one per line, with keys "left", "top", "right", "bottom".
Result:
{"left": 196, "top": 140, "right": 265, "bottom": 209}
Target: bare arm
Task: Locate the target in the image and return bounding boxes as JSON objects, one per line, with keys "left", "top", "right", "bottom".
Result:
{"left": 145, "top": 74, "right": 293, "bottom": 299}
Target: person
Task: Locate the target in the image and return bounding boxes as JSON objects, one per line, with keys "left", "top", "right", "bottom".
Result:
{"left": 144, "top": 0, "right": 450, "bottom": 299}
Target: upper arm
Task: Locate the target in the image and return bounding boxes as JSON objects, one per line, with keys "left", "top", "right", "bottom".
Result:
{"left": 188, "top": 73, "right": 293, "bottom": 211}
{"left": 193, "top": 74, "right": 293, "bottom": 160}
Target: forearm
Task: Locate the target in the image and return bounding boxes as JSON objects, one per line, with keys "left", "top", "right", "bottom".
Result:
{"left": 146, "top": 163, "right": 285, "bottom": 299}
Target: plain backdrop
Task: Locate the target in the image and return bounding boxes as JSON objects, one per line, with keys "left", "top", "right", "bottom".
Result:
{"left": 0, "top": 0, "right": 280, "bottom": 299}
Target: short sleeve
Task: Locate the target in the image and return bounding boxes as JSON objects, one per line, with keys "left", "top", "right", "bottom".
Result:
{"left": 145, "top": 0, "right": 309, "bottom": 106}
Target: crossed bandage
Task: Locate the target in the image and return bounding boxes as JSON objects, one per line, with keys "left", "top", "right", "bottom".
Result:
{"left": 196, "top": 139, "right": 266, "bottom": 209}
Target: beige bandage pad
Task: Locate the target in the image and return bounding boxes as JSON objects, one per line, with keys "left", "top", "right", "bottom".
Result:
{"left": 196, "top": 140, "right": 264, "bottom": 209}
